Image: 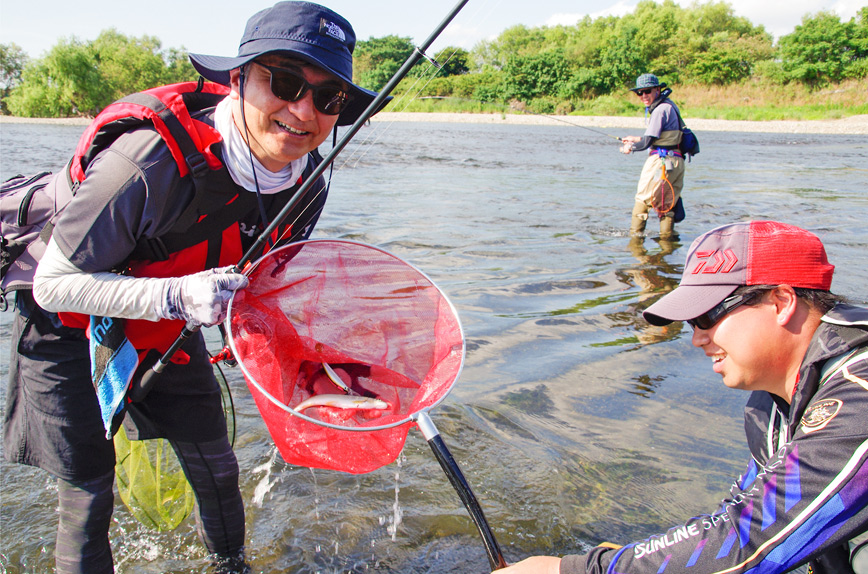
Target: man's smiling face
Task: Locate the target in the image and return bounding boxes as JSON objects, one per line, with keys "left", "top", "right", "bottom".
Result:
{"left": 229, "top": 55, "right": 343, "bottom": 172}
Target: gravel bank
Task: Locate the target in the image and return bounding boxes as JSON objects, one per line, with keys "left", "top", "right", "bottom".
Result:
{"left": 370, "top": 112, "right": 868, "bottom": 135}
{"left": 4, "top": 112, "right": 866, "bottom": 134}
{"left": 0, "top": 116, "right": 92, "bottom": 126}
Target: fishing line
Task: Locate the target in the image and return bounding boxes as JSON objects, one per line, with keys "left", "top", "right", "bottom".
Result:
{"left": 261, "top": 42, "right": 460, "bottom": 240}
{"left": 242, "top": 48, "right": 458, "bottom": 253}
{"left": 267, "top": 63, "right": 451, "bottom": 247}
{"left": 330, "top": 0, "right": 506, "bottom": 171}
{"left": 328, "top": 52, "right": 458, "bottom": 172}
{"left": 416, "top": 95, "right": 625, "bottom": 142}
{"left": 247, "top": 16, "right": 498, "bottom": 262}
{"left": 507, "top": 101, "right": 624, "bottom": 141}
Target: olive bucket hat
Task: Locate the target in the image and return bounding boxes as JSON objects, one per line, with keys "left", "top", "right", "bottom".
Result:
{"left": 630, "top": 73, "right": 666, "bottom": 93}
{"left": 189, "top": 1, "right": 382, "bottom": 126}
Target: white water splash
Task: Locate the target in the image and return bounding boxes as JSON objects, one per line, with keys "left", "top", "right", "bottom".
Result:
{"left": 386, "top": 450, "right": 405, "bottom": 541}
{"left": 251, "top": 447, "right": 278, "bottom": 506}
{"left": 310, "top": 467, "right": 321, "bottom": 521}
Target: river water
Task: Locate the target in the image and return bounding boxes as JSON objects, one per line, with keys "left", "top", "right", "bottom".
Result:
{"left": 1, "top": 119, "right": 866, "bottom": 573}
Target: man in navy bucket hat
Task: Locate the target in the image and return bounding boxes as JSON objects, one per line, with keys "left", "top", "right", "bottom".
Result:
{"left": 6, "top": 3, "right": 385, "bottom": 573}
{"left": 619, "top": 72, "right": 686, "bottom": 239}
{"left": 501, "top": 221, "right": 868, "bottom": 574}
{"left": 189, "top": 1, "right": 381, "bottom": 127}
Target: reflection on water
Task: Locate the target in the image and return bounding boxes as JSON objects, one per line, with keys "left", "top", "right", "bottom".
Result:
{"left": 621, "top": 236, "right": 683, "bottom": 351}
{"left": 1, "top": 120, "right": 867, "bottom": 572}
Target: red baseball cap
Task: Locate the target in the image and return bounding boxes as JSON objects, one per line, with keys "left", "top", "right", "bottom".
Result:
{"left": 643, "top": 221, "right": 835, "bottom": 326}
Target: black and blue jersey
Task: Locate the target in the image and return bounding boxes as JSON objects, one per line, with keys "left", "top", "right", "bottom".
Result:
{"left": 563, "top": 304, "right": 868, "bottom": 574}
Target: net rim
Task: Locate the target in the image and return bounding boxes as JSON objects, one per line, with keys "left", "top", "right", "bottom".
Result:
{"left": 225, "top": 239, "right": 465, "bottom": 432}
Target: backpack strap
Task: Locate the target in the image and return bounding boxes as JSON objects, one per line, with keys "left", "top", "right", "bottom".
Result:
{"left": 119, "top": 91, "right": 208, "bottom": 180}
{"left": 69, "top": 80, "right": 229, "bottom": 187}
{"left": 646, "top": 87, "right": 673, "bottom": 115}
{"left": 671, "top": 104, "right": 688, "bottom": 131}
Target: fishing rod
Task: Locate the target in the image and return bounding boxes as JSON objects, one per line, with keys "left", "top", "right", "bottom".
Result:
{"left": 419, "top": 95, "right": 624, "bottom": 141}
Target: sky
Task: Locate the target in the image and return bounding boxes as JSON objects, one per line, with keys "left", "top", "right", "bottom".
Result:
{"left": 1, "top": 0, "right": 864, "bottom": 61}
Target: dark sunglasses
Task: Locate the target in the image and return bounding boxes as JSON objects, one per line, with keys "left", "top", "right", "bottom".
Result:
{"left": 635, "top": 88, "right": 655, "bottom": 96}
{"left": 256, "top": 63, "right": 352, "bottom": 116}
{"left": 687, "top": 290, "right": 761, "bottom": 330}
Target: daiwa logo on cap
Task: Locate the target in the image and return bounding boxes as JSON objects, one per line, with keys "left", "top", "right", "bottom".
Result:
{"left": 320, "top": 18, "right": 347, "bottom": 43}
{"left": 691, "top": 249, "right": 738, "bottom": 275}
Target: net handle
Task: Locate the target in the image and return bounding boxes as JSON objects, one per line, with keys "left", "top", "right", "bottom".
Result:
{"left": 415, "top": 412, "right": 507, "bottom": 570}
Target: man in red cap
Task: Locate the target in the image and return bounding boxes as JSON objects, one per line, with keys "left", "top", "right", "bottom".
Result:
{"left": 501, "top": 221, "right": 868, "bottom": 574}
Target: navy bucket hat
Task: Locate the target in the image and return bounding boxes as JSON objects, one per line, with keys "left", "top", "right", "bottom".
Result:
{"left": 630, "top": 73, "right": 666, "bottom": 93}
{"left": 189, "top": 1, "right": 382, "bottom": 126}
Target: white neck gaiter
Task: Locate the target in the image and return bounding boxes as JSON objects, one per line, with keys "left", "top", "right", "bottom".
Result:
{"left": 214, "top": 98, "right": 308, "bottom": 194}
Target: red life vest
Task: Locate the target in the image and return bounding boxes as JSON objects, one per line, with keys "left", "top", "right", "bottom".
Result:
{"left": 58, "top": 81, "right": 319, "bottom": 352}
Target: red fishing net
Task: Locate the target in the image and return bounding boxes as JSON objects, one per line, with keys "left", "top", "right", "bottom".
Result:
{"left": 227, "top": 240, "right": 464, "bottom": 473}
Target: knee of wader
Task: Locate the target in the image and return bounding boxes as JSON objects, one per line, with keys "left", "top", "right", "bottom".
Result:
{"left": 659, "top": 212, "right": 676, "bottom": 237}
{"left": 631, "top": 203, "right": 650, "bottom": 235}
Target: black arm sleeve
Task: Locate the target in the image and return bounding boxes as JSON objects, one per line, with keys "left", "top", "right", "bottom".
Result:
{"left": 631, "top": 135, "right": 656, "bottom": 152}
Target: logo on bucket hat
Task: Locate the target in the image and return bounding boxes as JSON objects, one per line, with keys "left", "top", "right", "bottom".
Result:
{"left": 643, "top": 221, "right": 835, "bottom": 326}
{"left": 319, "top": 18, "right": 347, "bottom": 42}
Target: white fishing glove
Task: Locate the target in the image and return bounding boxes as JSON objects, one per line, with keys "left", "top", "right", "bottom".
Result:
{"left": 161, "top": 267, "right": 248, "bottom": 327}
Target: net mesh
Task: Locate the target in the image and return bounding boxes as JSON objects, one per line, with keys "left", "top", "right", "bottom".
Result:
{"left": 228, "top": 240, "right": 464, "bottom": 474}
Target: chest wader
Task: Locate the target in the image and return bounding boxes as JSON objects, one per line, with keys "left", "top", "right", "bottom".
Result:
{"left": 631, "top": 146, "right": 682, "bottom": 238}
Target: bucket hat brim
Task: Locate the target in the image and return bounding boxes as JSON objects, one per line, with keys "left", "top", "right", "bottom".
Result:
{"left": 630, "top": 73, "right": 666, "bottom": 93}
{"left": 189, "top": 50, "right": 384, "bottom": 127}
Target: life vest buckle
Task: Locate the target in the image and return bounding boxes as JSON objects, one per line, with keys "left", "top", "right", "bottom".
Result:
{"left": 185, "top": 152, "right": 210, "bottom": 180}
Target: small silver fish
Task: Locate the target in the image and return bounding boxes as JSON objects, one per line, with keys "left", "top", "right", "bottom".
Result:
{"left": 322, "top": 362, "right": 356, "bottom": 395}
{"left": 294, "top": 394, "right": 389, "bottom": 412}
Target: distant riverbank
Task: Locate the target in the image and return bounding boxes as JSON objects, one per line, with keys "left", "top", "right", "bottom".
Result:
{"left": 370, "top": 112, "right": 868, "bottom": 135}
{"left": 0, "top": 116, "right": 92, "bottom": 126}
{"left": 4, "top": 112, "right": 867, "bottom": 135}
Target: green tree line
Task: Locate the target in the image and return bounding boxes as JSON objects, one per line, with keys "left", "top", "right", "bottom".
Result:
{"left": 1, "top": 29, "right": 196, "bottom": 116}
{"left": 2, "top": 1, "right": 866, "bottom": 118}
{"left": 353, "top": 1, "right": 867, "bottom": 115}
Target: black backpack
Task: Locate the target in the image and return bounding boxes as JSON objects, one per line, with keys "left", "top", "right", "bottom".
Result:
{"left": 673, "top": 107, "right": 700, "bottom": 161}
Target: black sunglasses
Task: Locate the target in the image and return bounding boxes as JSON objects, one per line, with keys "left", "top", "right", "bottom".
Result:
{"left": 687, "top": 290, "right": 761, "bottom": 330}
{"left": 256, "top": 63, "right": 352, "bottom": 116}
{"left": 635, "top": 88, "right": 655, "bottom": 96}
